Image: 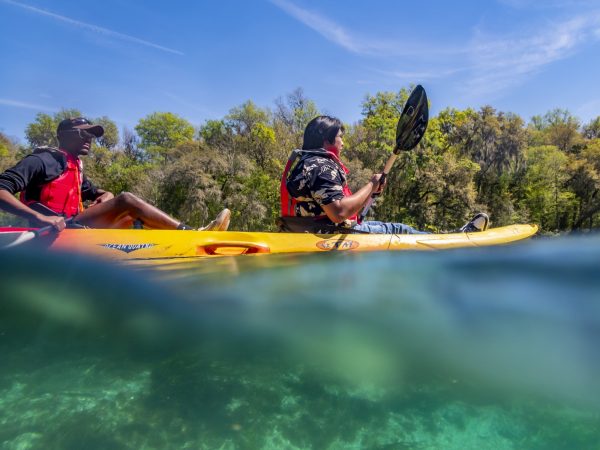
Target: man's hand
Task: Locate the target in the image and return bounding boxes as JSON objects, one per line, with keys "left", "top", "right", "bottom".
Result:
{"left": 35, "top": 214, "right": 66, "bottom": 231}
{"left": 89, "top": 191, "right": 114, "bottom": 207}
{"left": 370, "top": 173, "right": 387, "bottom": 194}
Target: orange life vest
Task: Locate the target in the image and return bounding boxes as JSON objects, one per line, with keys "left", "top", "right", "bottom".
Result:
{"left": 20, "top": 149, "right": 84, "bottom": 218}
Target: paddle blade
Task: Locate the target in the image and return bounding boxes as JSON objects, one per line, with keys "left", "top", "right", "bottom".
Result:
{"left": 0, "top": 218, "right": 71, "bottom": 250}
{"left": 395, "top": 85, "right": 429, "bottom": 153}
{"left": 2, "top": 231, "right": 37, "bottom": 249}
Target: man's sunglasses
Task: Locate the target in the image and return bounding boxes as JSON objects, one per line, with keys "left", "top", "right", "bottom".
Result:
{"left": 59, "top": 129, "right": 97, "bottom": 140}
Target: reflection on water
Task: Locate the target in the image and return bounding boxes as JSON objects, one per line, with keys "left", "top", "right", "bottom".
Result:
{"left": 1, "top": 236, "right": 599, "bottom": 449}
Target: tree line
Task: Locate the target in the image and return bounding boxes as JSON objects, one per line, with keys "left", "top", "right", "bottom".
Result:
{"left": 1, "top": 87, "right": 599, "bottom": 234}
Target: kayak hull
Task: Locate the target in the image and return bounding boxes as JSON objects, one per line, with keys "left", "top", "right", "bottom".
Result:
{"left": 2, "top": 224, "right": 539, "bottom": 261}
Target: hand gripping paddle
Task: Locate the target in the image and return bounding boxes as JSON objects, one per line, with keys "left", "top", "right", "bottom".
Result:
{"left": 358, "top": 84, "right": 429, "bottom": 223}
{"left": 1, "top": 217, "right": 73, "bottom": 250}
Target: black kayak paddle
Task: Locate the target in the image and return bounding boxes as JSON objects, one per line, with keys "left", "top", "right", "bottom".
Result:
{"left": 358, "top": 84, "right": 429, "bottom": 223}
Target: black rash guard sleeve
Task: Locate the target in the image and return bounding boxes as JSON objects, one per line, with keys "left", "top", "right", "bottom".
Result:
{"left": 0, "top": 154, "right": 60, "bottom": 195}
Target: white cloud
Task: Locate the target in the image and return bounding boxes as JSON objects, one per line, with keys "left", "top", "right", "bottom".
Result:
{"left": 1, "top": 0, "right": 184, "bottom": 56}
{"left": 465, "top": 13, "right": 600, "bottom": 97}
{"left": 0, "top": 98, "right": 55, "bottom": 112}
{"left": 498, "top": 0, "right": 599, "bottom": 9}
{"left": 576, "top": 98, "right": 600, "bottom": 122}
{"left": 376, "top": 67, "right": 465, "bottom": 81}
{"left": 269, "top": 0, "right": 459, "bottom": 57}
{"left": 269, "top": 0, "right": 600, "bottom": 100}
{"left": 269, "top": 0, "right": 366, "bottom": 54}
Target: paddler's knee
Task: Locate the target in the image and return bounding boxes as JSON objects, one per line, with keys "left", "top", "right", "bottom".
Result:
{"left": 115, "top": 192, "right": 143, "bottom": 208}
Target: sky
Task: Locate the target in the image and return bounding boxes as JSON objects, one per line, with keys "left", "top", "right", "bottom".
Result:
{"left": 1, "top": 0, "right": 599, "bottom": 143}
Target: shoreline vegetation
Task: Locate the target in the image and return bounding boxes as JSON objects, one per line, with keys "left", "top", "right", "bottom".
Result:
{"left": 1, "top": 87, "right": 599, "bottom": 234}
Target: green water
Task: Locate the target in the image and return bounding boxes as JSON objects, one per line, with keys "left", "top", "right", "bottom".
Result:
{"left": 1, "top": 237, "right": 600, "bottom": 449}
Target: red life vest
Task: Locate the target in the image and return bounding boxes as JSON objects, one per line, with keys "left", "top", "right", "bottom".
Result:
{"left": 20, "top": 149, "right": 84, "bottom": 218}
{"left": 280, "top": 149, "right": 356, "bottom": 221}
{"left": 280, "top": 149, "right": 302, "bottom": 217}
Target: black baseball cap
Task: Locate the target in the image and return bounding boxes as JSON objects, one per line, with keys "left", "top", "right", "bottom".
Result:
{"left": 57, "top": 117, "right": 104, "bottom": 137}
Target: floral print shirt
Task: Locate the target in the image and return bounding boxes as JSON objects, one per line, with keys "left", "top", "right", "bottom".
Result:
{"left": 285, "top": 152, "right": 348, "bottom": 218}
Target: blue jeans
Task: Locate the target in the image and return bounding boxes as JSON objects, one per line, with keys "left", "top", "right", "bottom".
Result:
{"left": 351, "top": 220, "right": 429, "bottom": 234}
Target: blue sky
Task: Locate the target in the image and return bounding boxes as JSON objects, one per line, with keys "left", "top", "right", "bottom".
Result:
{"left": 1, "top": 0, "right": 599, "bottom": 143}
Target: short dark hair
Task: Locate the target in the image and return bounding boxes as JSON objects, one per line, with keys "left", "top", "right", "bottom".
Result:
{"left": 302, "top": 116, "right": 344, "bottom": 150}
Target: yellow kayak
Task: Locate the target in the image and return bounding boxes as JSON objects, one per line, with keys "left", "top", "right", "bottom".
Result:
{"left": 25, "top": 224, "right": 539, "bottom": 261}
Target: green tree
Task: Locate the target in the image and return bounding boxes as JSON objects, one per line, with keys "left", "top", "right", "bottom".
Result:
{"left": 567, "top": 139, "right": 600, "bottom": 229}
{"left": 122, "top": 127, "right": 146, "bottom": 162}
{"left": 135, "top": 112, "right": 194, "bottom": 157}
{"left": 530, "top": 109, "right": 581, "bottom": 152}
{"left": 24, "top": 108, "right": 85, "bottom": 148}
{"left": 93, "top": 116, "right": 119, "bottom": 150}
{"left": 223, "top": 101, "right": 277, "bottom": 171}
{"left": 0, "top": 132, "right": 21, "bottom": 171}
{"left": 0, "top": 132, "right": 27, "bottom": 226}
{"left": 273, "top": 88, "right": 320, "bottom": 163}
{"left": 10, "top": 92, "right": 600, "bottom": 234}
{"left": 410, "top": 114, "right": 480, "bottom": 230}
{"left": 225, "top": 100, "right": 270, "bottom": 136}
{"left": 522, "top": 145, "right": 575, "bottom": 231}
{"left": 199, "top": 119, "right": 232, "bottom": 147}
{"left": 441, "top": 106, "right": 527, "bottom": 225}
{"left": 248, "top": 122, "right": 277, "bottom": 171}
{"left": 152, "top": 142, "right": 228, "bottom": 227}
{"left": 25, "top": 113, "right": 57, "bottom": 148}
{"left": 83, "top": 145, "right": 153, "bottom": 198}
{"left": 582, "top": 117, "right": 600, "bottom": 139}
{"left": 238, "top": 170, "right": 280, "bottom": 231}
{"left": 346, "top": 89, "right": 412, "bottom": 170}
{"left": 274, "top": 88, "right": 320, "bottom": 136}
{"left": 544, "top": 109, "right": 581, "bottom": 152}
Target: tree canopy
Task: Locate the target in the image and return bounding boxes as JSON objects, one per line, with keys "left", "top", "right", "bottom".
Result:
{"left": 2, "top": 89, "right": 599, "bottom": 233}
{"left": 135, "top": 112, "right": 195, "bottom": 158}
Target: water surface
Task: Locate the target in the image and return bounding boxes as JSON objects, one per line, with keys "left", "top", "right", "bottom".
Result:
{"left": 1, "top": 236, "right": 599, "bottom": 449}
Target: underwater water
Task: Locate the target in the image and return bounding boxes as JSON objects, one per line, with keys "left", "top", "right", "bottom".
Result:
{"left": 1, "top": 236, "right": 600, "bottom": 449}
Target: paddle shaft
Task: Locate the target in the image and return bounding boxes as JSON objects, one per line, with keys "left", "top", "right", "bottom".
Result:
{"left": 2, "top": 218, "right": 73, "bottom": 249}
{"left": 358, "top": 152, "right": 398, "bottom": 222}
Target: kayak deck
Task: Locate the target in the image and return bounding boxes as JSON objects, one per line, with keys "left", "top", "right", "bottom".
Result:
{"left": 5, "top": 224, "right": 538, "bottom": 261}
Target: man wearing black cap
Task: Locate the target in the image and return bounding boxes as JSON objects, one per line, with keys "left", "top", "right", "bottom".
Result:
{"left": 0, "top": 117, "right": 230, "bottom": 231}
